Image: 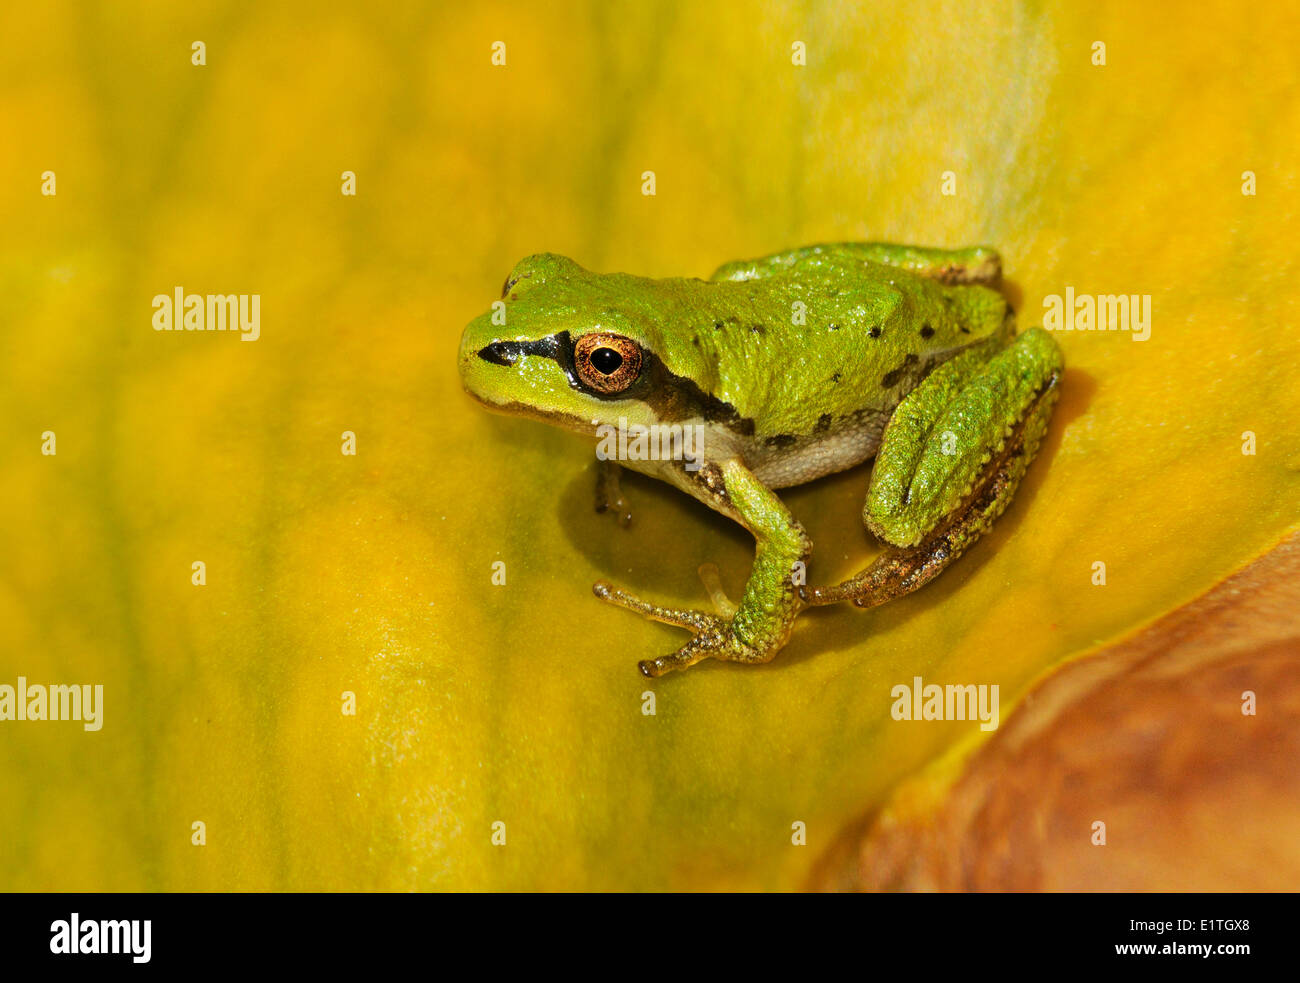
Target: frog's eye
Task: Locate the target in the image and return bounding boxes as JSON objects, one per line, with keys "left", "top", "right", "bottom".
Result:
{"left": 574, "top": 332, "right": 643, "bottom": 395}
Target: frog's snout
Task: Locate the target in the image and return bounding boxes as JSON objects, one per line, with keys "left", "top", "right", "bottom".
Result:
{"left": 457, "top": 318, "right": 495, "bottom": 399}
{"left": 458, "top": 314, "right": 525, "bottom": 409}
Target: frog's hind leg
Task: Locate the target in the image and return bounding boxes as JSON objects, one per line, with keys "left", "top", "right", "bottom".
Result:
{"left": 712, "top": 243, "right": 1001, "bottom": 286}
{"left": 805, "top": 327, "right": 1063, "bottom": 609}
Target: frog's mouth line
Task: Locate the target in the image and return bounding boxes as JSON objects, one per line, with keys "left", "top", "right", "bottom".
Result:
{"left": 460, "top": 384, "right": 602, "bottom": 438}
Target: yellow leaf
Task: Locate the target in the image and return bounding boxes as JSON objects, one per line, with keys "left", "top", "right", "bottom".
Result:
{"left": 1, "top": 0, "right": 1297, "bottom": 891}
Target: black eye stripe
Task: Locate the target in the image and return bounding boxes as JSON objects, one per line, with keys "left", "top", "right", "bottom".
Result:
{"left": 478, "top": 332, "right": 644, "bottom": 401}
{"left": 478, "top": 341, "right": 517, "bottom": 366}
{"left": 476, "top": 335, "right": 562, "bottom": 367}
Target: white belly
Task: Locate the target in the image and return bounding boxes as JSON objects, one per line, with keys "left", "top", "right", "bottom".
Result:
{"left": 748, "top": 411, "right": 888, "bottom": 489}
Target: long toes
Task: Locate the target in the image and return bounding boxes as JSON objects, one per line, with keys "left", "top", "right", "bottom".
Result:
{"left": 593, "top": 580, "right": 655, "bottom": 617}
{"left": 594, "top": 582, "right": 735, "bottom": 676}
{"left": 637, "top": 633, "right": 722, "bottom": 677}
{"left": 593, "top": 581, "right": 718, "bottom": 631}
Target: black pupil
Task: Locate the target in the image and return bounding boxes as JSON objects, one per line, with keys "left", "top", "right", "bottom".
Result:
{"left": 591, "top": 347, "right": 623, "bottom": 374}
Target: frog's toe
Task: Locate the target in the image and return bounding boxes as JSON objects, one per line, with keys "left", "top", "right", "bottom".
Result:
{"left": 593, "top": 580, "right": 745, "bottom": 675}
{"left": 638, "top": 625, "right": 734, "bottom": 677}
{"left": 639, "top": 655, "right": 692, "bottom": 678}
{"left": 595, "top": 500, "right": 633, "bottom": 527}
{"left": 696, "top": 562, "right": 738, "bottom": 618}
{"left": 592, "top": 580, "right": 717, "bottom": 631}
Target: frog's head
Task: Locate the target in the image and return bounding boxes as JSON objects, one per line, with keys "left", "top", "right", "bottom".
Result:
{"left": 458, "top": 253, "right": 689, "bottom": 436}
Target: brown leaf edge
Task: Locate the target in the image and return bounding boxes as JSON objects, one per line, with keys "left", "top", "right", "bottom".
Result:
{"left": 808, "top": 529, "right": 1300, "bottom": 891}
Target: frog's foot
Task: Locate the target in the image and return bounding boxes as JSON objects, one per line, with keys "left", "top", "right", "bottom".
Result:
{"left": 592, "top": 580, "right": 761, "bottom": 677}
{"left": 594, "top": 458, "right": 633, "bottom": 527}
{"left": 805, "top": 363, "right": 1061, "bottom": 610}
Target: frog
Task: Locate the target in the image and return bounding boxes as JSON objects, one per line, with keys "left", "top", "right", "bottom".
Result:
{"left": 458, "top": 242, "right": 1064, "bottom": 677}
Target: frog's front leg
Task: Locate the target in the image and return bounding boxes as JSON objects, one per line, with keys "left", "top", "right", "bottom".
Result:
{"left": 807, "top": 326, "right": 1063, "bottom": 608}
{"left": 594, "top": 459, "right": 810, "bottom": 677}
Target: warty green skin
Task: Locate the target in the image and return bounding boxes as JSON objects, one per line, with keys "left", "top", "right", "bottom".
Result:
{"left": 458, "top": 242, "right": 1064, "bottom": 677}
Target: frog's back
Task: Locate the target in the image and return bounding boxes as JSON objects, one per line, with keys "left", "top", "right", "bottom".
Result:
{"left": 691, "top": 259, "right": 1010, "bottom": 468}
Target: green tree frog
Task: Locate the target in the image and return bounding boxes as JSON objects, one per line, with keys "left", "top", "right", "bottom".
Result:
{"left": 458, "top": 243, "right": 1063, "bottom": 677}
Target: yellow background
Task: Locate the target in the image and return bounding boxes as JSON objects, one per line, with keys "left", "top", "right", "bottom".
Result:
{"left": 1, "top": 0, "right": 1298, "bottom": 890}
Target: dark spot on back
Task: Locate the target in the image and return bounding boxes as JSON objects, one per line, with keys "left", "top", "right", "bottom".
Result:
{"left": 881, "top": 354, "right": 918, "bottom": 389}
{"left": 814, "top": 413, "right": 833, "bottom": 434}
{"left": 828, "top": 322, "right": 840, "bottom": 331}
{"left": 920, "top": 323, "right": 934, "bottom": 338}
{"left": 765, "top": 433, "right": 798, "bottom": 448}
{"left": 831, "top": 372, "right": 842, "bottom": 384}
{"left": 868, "top": 326, "right": 882, "bottom": 338}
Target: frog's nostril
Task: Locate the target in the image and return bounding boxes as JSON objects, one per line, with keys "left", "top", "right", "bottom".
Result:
{"left": 478, "top": 342, "right": 517, "bottom": 367}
